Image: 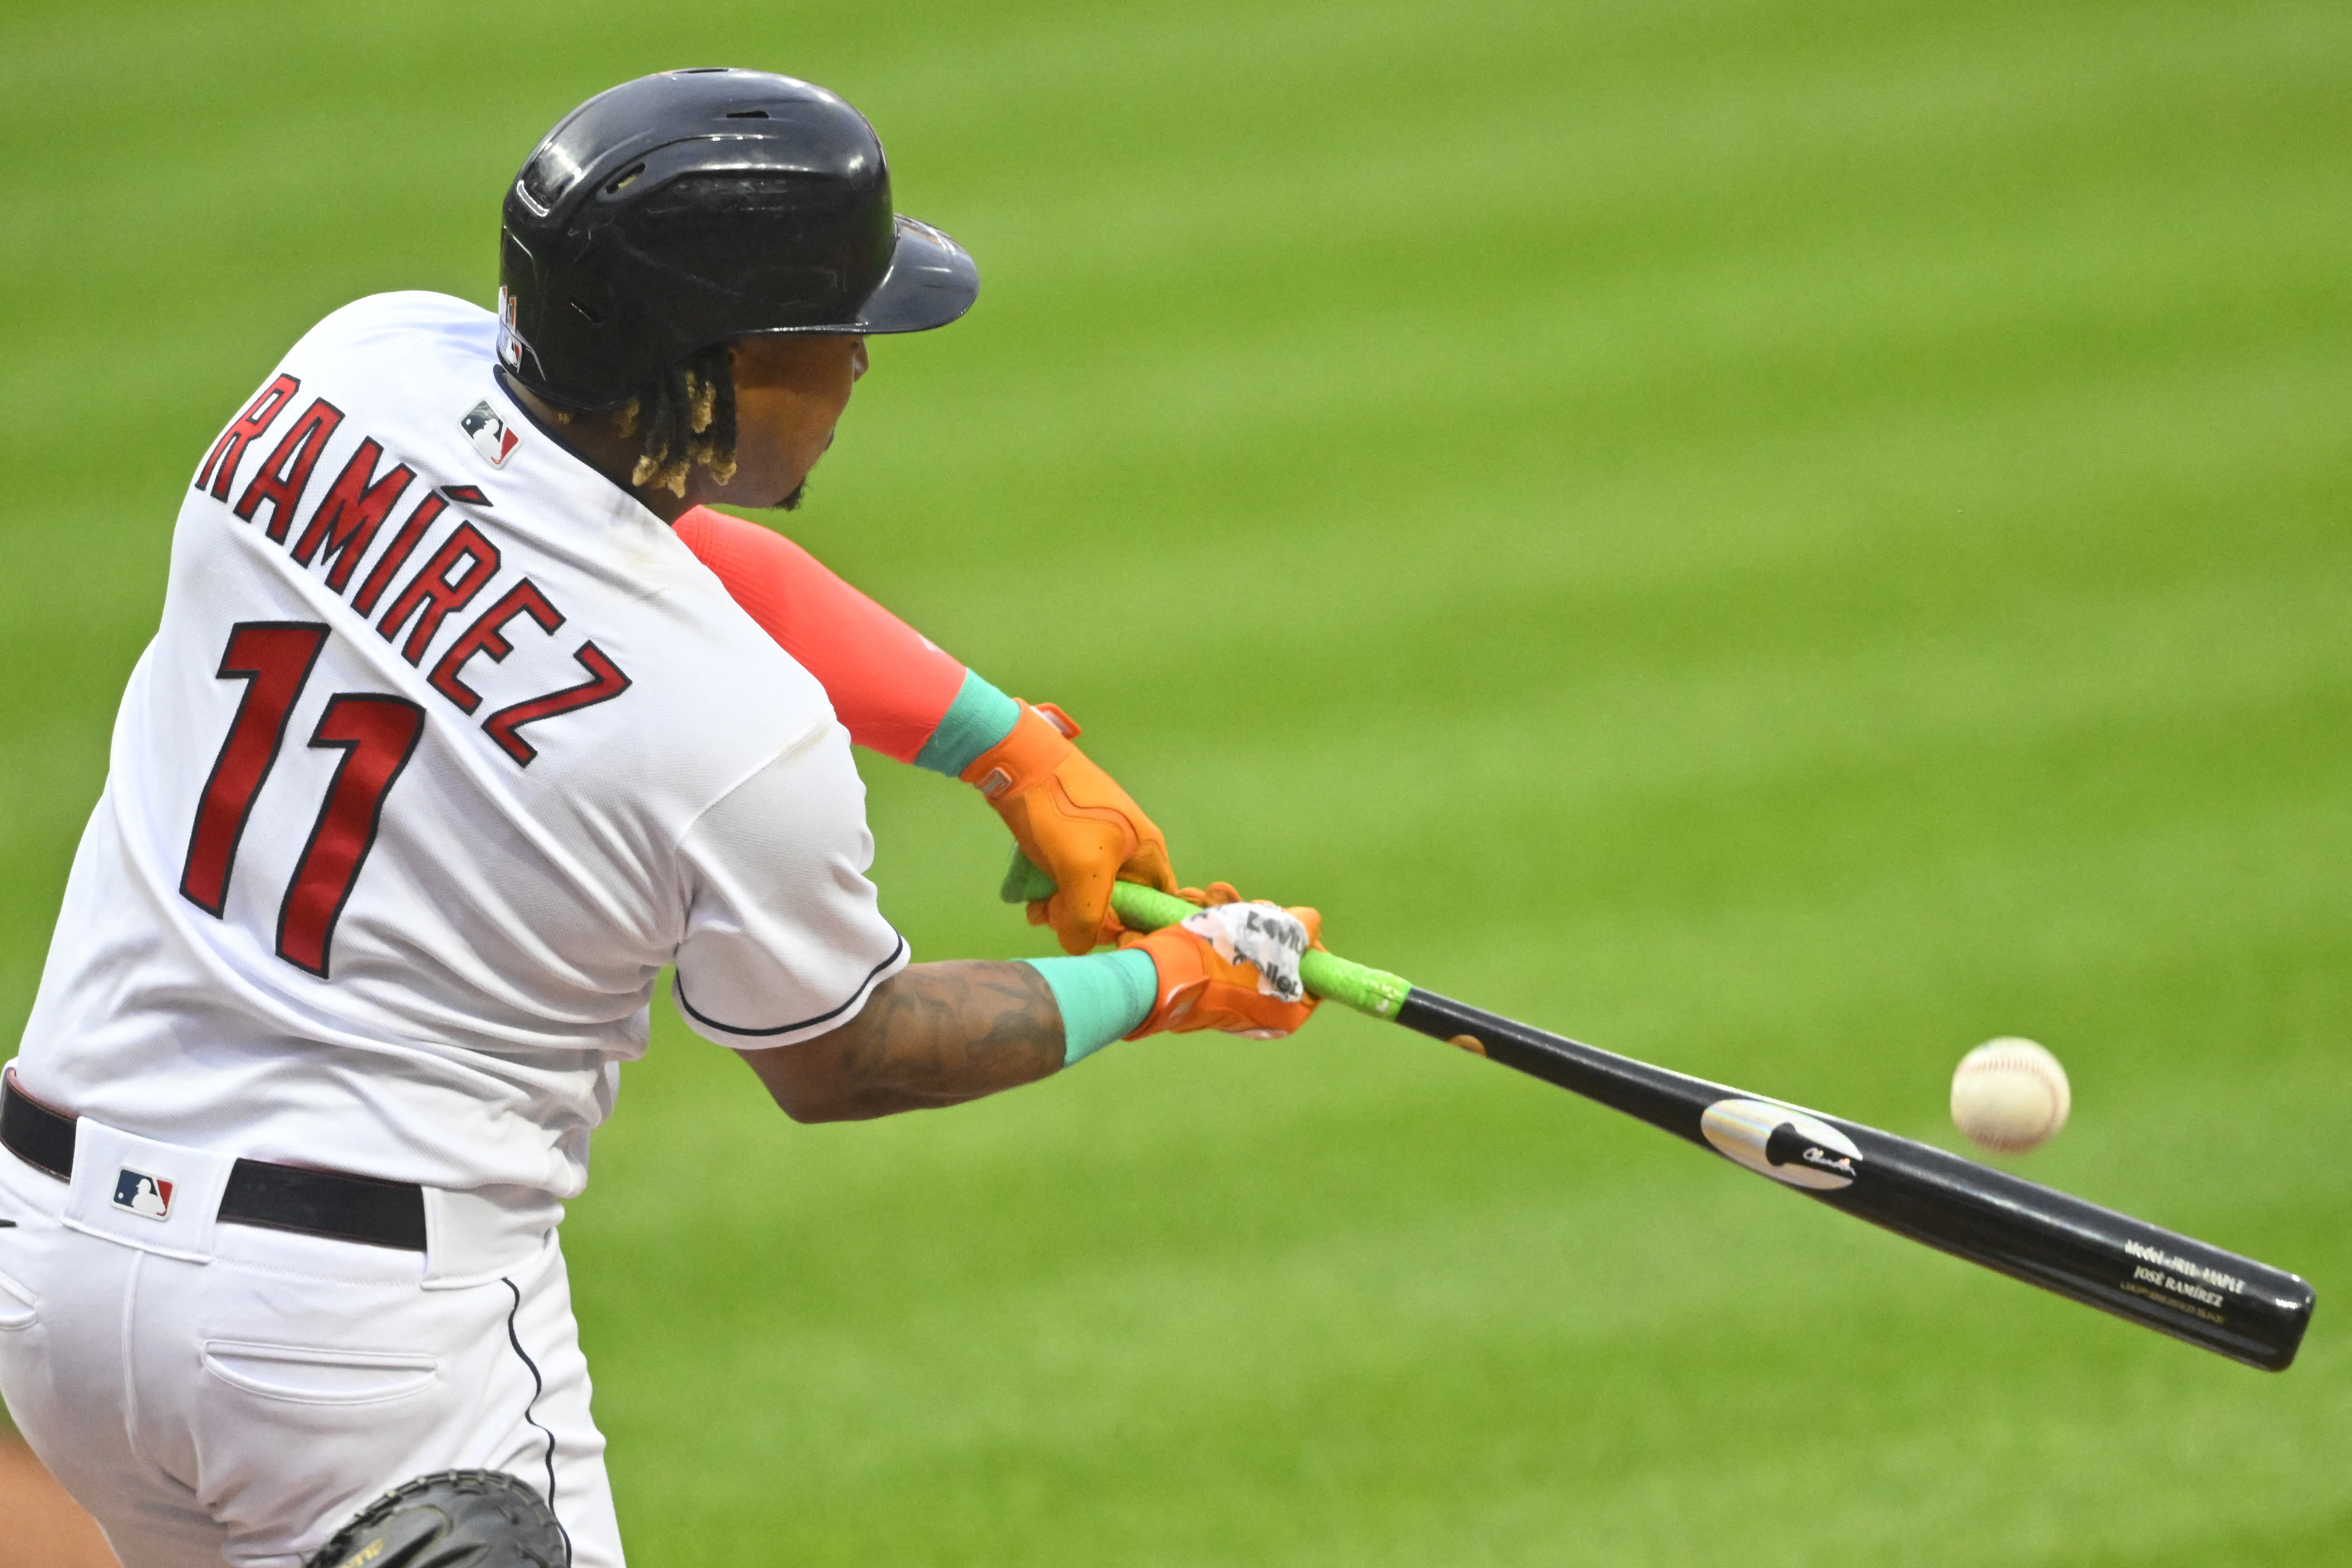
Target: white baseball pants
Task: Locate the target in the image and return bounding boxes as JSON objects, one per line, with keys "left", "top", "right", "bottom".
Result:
{"left": 0, "top": 1138, "right": 623, "bottom": 1568}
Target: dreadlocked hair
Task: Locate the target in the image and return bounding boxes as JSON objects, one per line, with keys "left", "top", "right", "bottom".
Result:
{"left": 628, "top": 342, "right": 738, "bottom": 497}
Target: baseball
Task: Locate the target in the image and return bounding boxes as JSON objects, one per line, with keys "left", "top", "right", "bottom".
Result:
{"left": 1950, "top": 1038, "right": 2070, "bottom": 1153}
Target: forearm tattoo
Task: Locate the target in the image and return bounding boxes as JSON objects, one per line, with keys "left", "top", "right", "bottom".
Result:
{"left": 824, "top": 961, "right": 1064, "bottom": 1115}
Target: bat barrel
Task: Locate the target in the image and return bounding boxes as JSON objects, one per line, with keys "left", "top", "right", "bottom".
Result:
{"left": 1399, "top": 989, "right": 2315, "bottom": 1371}
{"left": 1819, "top": 1124, "right": 2313, "bottom": 1370}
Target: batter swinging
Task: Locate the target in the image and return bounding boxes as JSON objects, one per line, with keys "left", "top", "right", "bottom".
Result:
{"left": 0, "top": 69, "right": 1316, "bottom": 1568}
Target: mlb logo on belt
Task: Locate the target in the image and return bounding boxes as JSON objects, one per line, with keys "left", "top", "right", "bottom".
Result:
{"left": 113, "top": 1168, "right": 174, "bottom": 1221}
{"left": 462, "top": 400, "right": 521, "bottom": 467}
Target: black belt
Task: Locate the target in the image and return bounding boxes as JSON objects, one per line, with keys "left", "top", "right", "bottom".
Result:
{"left": 1, "top": 1074, "right": 427, "bottom": 1252}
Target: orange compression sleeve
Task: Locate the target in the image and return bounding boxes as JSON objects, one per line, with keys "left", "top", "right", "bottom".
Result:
{"left": 673, "top": 506, "right": 969, "bottom": 764}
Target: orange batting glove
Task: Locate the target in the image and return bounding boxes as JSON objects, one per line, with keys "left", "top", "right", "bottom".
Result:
{"left": 961, "top": 701, "right": 1179, "bottom": 955}
{"left": 1116, "top": 887, "right": 1322, "bottom": 1039}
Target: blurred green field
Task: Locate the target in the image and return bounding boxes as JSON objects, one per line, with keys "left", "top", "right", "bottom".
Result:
{"left": 5, "top": 0, "right": 2350, "bottom": 1562}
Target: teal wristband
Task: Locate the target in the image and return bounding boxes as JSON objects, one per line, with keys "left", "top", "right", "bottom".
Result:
{"left": 1022, "top": 949, "right": 1158, "bottom": 1066}
{"left": 914, "top": 670, "right": 1022, "bottom": 777}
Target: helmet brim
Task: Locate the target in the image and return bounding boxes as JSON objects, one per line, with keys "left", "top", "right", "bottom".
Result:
{"left": 850, "top": 215, "right": 979, "bottom": 334}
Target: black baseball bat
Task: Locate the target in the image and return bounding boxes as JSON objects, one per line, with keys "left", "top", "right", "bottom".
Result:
{"left": 1063, "top": 870, "right": 2315, "bottom": 1371}
{"left": 1396, "top": 985, "right": 2313, "bottom": 1371}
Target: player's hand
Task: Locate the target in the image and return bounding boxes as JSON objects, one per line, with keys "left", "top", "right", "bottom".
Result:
{"left": 961, "top": 702, "right": 1178, "bottom": 954}
{"left": 1115, "top": 888, "right": 1322, "bottom": 1039}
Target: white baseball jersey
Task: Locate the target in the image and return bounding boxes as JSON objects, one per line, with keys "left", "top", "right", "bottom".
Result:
{"left": 9, "top": 291, "right": 908, "bottom": 1199}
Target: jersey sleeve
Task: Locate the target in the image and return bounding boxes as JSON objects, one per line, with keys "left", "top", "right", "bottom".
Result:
{"left": 670, "top": 721, "right": 910, "bottom": 1048}
{"left": 673, "top": 506, "right": 970, "bottom": 764}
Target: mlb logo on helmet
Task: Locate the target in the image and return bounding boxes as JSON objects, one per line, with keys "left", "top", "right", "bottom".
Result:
{"left": 113, "top": 1168, "right": 174, "bottom": 1221}
{"left": 462, "top": 401, "right": 521, "bottom": 467}
{"left": 494, "top": 285, "right": 530, "bottom": 374}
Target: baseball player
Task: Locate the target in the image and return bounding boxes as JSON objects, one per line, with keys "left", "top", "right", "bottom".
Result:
{"left": 0, "top": 69, "right": 1317, "bottom": 1568}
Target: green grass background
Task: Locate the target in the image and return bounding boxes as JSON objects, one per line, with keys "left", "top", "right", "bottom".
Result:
{"left": 5, "top": 0, "right": 2349, "bottom": 1561}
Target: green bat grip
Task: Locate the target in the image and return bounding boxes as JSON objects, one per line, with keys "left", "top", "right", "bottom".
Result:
{"left": 999, "top": 850, "right": 1414, "bottom": 1020}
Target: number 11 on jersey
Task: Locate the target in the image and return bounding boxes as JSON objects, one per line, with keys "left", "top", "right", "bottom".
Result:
{"left": 180, "top": 622, "right": 425, "bottom": 978}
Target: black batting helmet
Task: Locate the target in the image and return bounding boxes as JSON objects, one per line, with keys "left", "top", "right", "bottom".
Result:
{"left": 497, "top": 68, "right": 978, "bottom": 409}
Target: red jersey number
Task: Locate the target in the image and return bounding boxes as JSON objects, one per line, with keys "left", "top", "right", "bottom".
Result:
{"left": 181, "top": 622, "right": 424, "bottom": 979}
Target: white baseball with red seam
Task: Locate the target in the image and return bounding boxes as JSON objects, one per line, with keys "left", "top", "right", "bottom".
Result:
{"left": 1950, "top": 1038, "right": 2071, "bottom": 1153}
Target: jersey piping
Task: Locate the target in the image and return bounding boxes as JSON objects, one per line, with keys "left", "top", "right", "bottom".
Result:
{"left": 672, "top": 933, "right": 906, "bottom": 1039}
